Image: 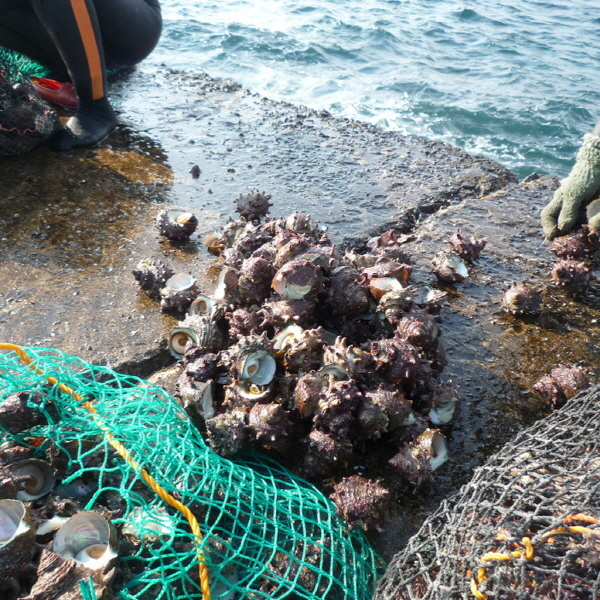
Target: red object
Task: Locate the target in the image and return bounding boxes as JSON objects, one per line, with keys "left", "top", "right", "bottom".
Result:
{"left": 30, "top": 77, "right": 79, "bottom": 110}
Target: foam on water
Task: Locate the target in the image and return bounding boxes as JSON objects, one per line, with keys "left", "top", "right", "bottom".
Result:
{"left": 149, "top": 0, "right": 600, "bottom": 179}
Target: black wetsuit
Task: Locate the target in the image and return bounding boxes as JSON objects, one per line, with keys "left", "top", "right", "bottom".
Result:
{"left": 0, "top": 0, "right": 162, "bottom": 149}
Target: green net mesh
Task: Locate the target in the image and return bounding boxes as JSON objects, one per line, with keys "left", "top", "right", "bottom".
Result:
{"left": 373, "top": 384, "right": 600, "bottom": 600}
{"left": 0, "top": 346, "right": 383, "bottom": 600}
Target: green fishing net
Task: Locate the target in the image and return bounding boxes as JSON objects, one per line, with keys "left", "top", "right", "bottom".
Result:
{"left": 0, "top": 345, "right": 383, "bottom": 600}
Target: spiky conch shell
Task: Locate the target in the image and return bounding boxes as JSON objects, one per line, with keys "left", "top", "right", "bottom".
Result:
{"left": 234, "top": 190, "right": 273, "bottom": 222}
{"left": 447, "top": 230, "right": 487, "bottom": 262}
{"left": 284, "top": 212, "right": 329, "bottom": 242}
{"left": 551, "top": 259, "right": 593, "bottom": 295}
{"left": 362, "top": 386, "right": 413, "bottom": 432}
{"left": 314, "top": 379, "right": 363, "bottom": 439}
{"left": 223, "top": 379, "right": 274, "bottom": 410}
{"left": 326, "top": 266, "right": 370, "bottom": 316}
{"left": 428, "top": 380, "right": 460, "bottom": 425}
{"left": 159, "top": 273, "right": 200, "bottom": 313}
{"left": 273, "top": 235, "right": 313, "bottom": 269}
{"left": 371, "top": 338, "right": 422, "bottom": 385}
{"left": 301, "top": 430, "right": 353, "bottom": 479}
{"left": 293, "top": 372, "right": 323, "bottom": 419}
{"left": 220, "top": 332, "right": 276, "bottom": 386}
{"left": 259, "top": 299, "right": 316, "bottom": 329}
{"left": 502, "top": 283, "right": 543, "bottom": 317}
{"left": 532, "top": 364, "right": 590, "bottom": 409}
{"left": 132, "top": 258, "right": 175, "bottom": 300}
{"left": 430, "top": 251, "right": 469, "bottom": 284}
{"left": 204, "top": 411, "right": 249, "bottom": 456}
{"left": 330, "top": 475, "right": 391, "bottom": 532}
{"left": 168, "top": 314, "right": 225, "bottom": 358}
{"left": 247, "top": 403, "right": 294, "bottom": 455}
{"left": 155, "top": 208, "right": 198, "bottom": 241}
{"left": 273, "top": 326, "right": 325, "bottom": 374}
{"left": 176, "top": 374, "right": 215, "bottom": 420}
{"left": 376, "top": 288, "right": 415, "bottom": 324}
{"left": 396, "top": 308, "right": 440, "bottom": 350}
{"left": 549, "top": 231, "right": 594, "bottom": 260}
{"left": 233, "top": 227, "right": 274, "bottom": 257}
{"left": 321, "top": 337, "right": 374, "bottom": 378}
{"left": 271, "top": 259, "right": 323, "bottom": 300}
{"left": 238, "top": 256, "right": 275, "bottom": 305}
{"left": 226, "top": 307, "right": 268, "bottom": 343}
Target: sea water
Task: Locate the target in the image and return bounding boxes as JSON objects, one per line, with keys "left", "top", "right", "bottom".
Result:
{"left": 150, "top": 0, "right": 600, "bottom": 180}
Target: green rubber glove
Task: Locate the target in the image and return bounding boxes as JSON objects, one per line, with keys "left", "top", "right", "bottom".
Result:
{"left": 541, "top": 134, "right": 600, "bottom": 240}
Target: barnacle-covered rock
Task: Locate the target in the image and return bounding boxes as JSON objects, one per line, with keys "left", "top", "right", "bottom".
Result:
{"left": 156, "top": 209, "right": 198, "bottom": 242}
{"left": 396, "top": 308, "right": 440, "bottom": 350}
{"left": 221, "top": 332, "right": 276, "bottom": 386}
{"left": 371, "top": 338, "right": 421, "bottom": 385}
{"left": 502, "top": 283, "right": 543, "bottom": 317}
{"left": 238, "top": 257, "right": 275, "bottom": 305}
{"left": 301, "top": 430, "right": 353, "bottom": 479}
{"left": 428, "top": 381, "right": 460, "bottom": 425}
{"left": 273, "top": 326, "right": 325, "bottom": 373}
{"left": 293, "top": 372, "right": 323, "bottom": 419}
{"left": 205, "top": 410, "right": 249, "bottom": 456}
{"left": 549, "top": 231, "right": 594, "bottom": 260}
{"left": 272, "top": 259, "right": 323, "bottom": 300}
{"left": 132, "top": 259, "right": 175, "bottom": 300}
{"left": 159, "top": 273, "right": 200, "bottom": 313}
{"left": 322, "top": 337, "right": 374, "bottom": 378}
{"left": 330, "top": 476, "right": 391, "bottom": 532}
{"left": 314, "top": 380, "right": 362, "bottom": 438}
{"left": 448, "top": 231, "right": 487, "bottom": 262}
{"left": 234, "top": 190, "right": 272, "bottom": 222}
{"left": 326, "top": 266, "right": 370, "bottom": 316}
{"left": 431, "top": 251, "right": 468, "bottom": 284}
{"left": 532, "top": 364, "right": 591, "bottom": 409}
{"left": 551, "top": 259, "right": 593, "bottom": 295}
{"left": 247, "top": 403, "right": 294, "bottom": 455}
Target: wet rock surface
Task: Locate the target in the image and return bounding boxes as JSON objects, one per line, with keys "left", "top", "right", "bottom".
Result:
{"left": 2, "top": 67, "right": 599, "bottom": 560}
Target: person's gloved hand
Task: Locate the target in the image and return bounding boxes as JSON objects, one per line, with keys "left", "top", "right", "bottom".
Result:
{"left": 541, "top": 134, "right": 600, "bottom": 240}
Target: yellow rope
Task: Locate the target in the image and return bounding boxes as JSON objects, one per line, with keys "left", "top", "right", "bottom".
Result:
{"left": 470, "top": 514, "right": 599, "bottom": 599}
{"left": 0, "top": 343, "right": 212, "bottom": 600}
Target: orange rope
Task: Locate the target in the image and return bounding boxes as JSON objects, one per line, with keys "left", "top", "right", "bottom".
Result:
{"left": 0, "top": 343, "right": 211, "bottom": 600}
{"left": 470, "top": 514, "right": 599, "bottom": 599}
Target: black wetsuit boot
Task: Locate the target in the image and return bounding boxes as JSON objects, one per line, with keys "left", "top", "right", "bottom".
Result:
{"left": 29, "top": 0, "right": 117, "bottom": 150}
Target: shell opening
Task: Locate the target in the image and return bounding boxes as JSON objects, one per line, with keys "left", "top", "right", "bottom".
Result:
{"left": 168, "top": 328, "right": 200, "bottom": 358}
{"left": 166, "top": 273, "right": 196, "bottom": 291}
{"left": 11, "top": 459, "right": 56, "bottom": 501}
{"left": 189, "top": 295, "right": 213, "bottom": 316}
{"left": 241, "top": 351, "right": 277, "bottom": 385}
{"left": 0, "top": 499, "right": 29, "bottom": 546}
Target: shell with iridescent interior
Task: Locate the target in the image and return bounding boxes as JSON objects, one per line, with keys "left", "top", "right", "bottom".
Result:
{"left": 156, "top": 208, "right": 198, "bottom": 241}
{"left": 53, "top": 511, "right": 117, "bottom": 569}
{"left": 0, "top": 499, "right": 37, "bottom": 596}
{"left": 502, "top": 283, "right": 543, "bottom": 317}
{"left": 159, "top": 272, "right": 200, "bottom": 313}
{"left": 273, "top": 325, "right": 325, "bottom": 373}
{"left": 132, "top": 258, "right": 175, "bottom": 300}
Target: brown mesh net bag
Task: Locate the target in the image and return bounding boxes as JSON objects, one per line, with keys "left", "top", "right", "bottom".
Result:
{"left": 374, "top": 384, "right": 600, "bottom": 600}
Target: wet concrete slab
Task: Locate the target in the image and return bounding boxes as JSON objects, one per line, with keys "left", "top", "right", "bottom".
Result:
{"left": 0, "top": 66, "right": 514, "bottom": 374}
